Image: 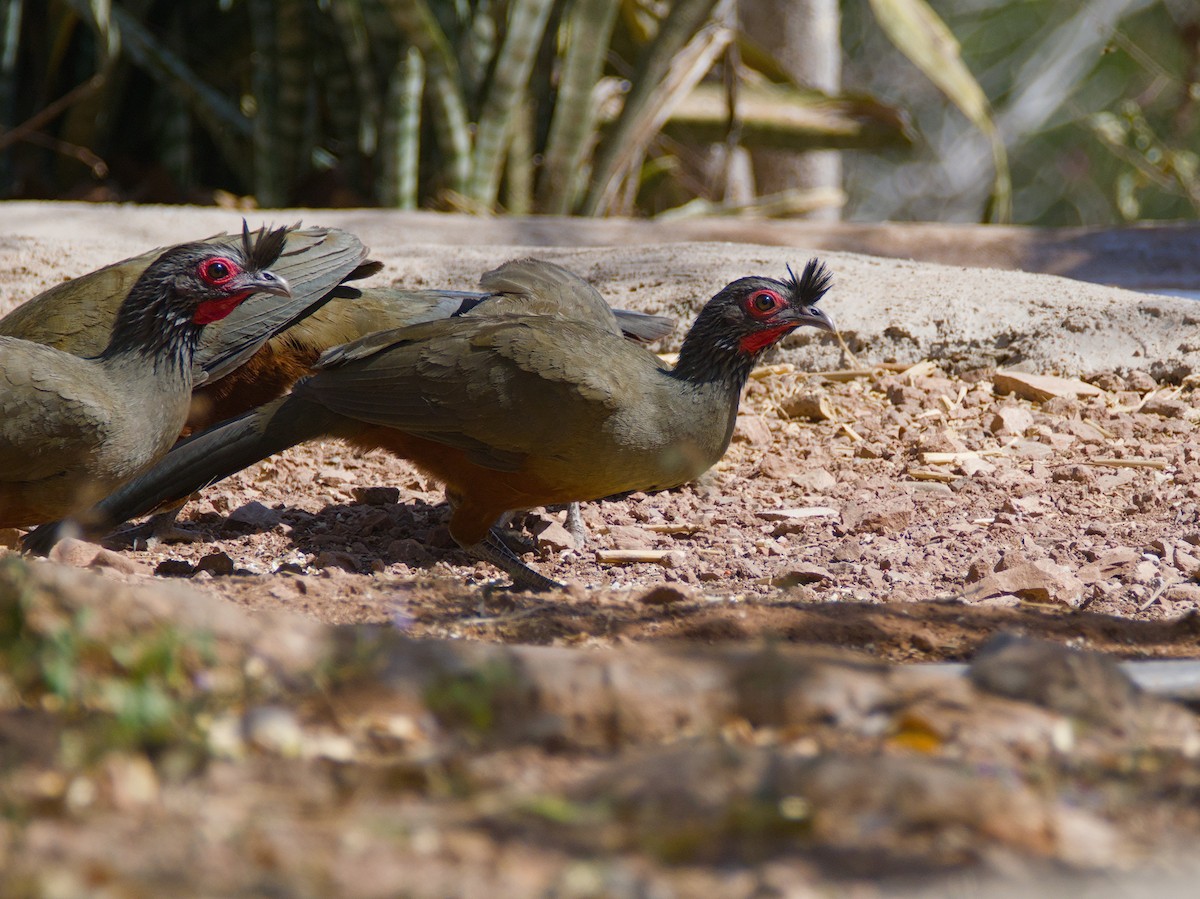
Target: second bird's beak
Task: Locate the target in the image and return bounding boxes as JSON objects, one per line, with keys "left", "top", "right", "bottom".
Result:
{"left": 789, "top": 304, "right": 835, "bottom": 333}
{"left": 239, "top": 270, "right": 291, "bottom": 299}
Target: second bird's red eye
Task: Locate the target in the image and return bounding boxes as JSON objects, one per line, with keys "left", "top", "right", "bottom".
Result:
{"left": 200, "top": 257, "right": 236, "bottom": 285}
{"left": 747, "top": 289, "right": 783, "bottom": 317}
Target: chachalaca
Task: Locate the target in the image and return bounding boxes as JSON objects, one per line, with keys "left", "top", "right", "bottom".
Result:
{"left": 0, "top": 224, "right": 378, "bottom": 434}
{"left": 27, "top": 258, "right": 833, "bottom": 590}
{"left": 0, "top": 225, "right": 291, "bottom": 529}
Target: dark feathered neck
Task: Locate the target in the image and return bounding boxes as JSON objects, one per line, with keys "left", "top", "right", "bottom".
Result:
{"left": 97, "top": 262, "right": 201, "bottom": 376}
{"left": 669, "top": 306, "right": 759, "bottom": 393}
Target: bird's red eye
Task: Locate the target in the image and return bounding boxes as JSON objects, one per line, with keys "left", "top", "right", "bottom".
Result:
{"left": 199, "top": 257, "right": 237, "bottom": 285}
{"left": 746, "top": 289, "right": 783, "bottom": 318}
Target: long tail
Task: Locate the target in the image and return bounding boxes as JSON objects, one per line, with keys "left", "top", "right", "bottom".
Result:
{"left": 23, "top": 394, "right": 344, "bottom": 554}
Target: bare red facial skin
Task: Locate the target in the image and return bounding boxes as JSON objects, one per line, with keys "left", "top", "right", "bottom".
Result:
{"left": 739, "top": 323, "right": 796, "bottom": 354}
{"left": 193, "top": 291, "right": 252, "bottom": 325}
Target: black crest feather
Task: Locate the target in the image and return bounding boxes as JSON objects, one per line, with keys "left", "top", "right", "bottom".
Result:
{"left": 784, "top": 258, "right": 833, "bottom": 305}
{"left": 240, "top": 221, "right": 289, "bottom": 272}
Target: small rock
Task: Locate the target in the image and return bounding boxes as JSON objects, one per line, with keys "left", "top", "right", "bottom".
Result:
{"left": 1009, "top": 440, "right": 1054, "bottom": 460}
{"left": 958, "top": 456, "right": 995, "bottom": 477}
{"left": 195, "top": 551, "right": 235, "bottom": 576}
{"left": 243, "top": 706, "right": 303, "bottom": 757}
{"left": 387, "top": 538, "right": 432, "bottom": 566}
{"left": 1164, "top": 584, "right": 1200, "bottom": 603}
{"left": 791, "top": 468, "right": 837, "bottom": 492}
{"left": 1125, "top": 370, "right": 1157, "bottom": 392}
{"left": 993, "top": 371, "right": 1104, "bottom": 402}
{"left": 314, "top": 550, "right": 358, "bottom": 572}
{"left": 1002, "top": 495, "right": 1049, "bottom": 516}
{"left": 604, "top": 525, "right": 659, "bottom": 550}
{"left": 155, "top": 559, "right": 196, "bottom": 577}
{"left": 840, "top": 496, "right": 915, "bottom": 534}
{"left": 100, "top": 754, "right": 160, "bottom": 811}
{"left": 733, "top": 414, "right": 773, "bottom": 446}
{"left": 1131, "top": 560, "right": 1160, "bottom": 584}
{"left": 1141, "top": 397, "right": 1190, "bottom": 419}
{"left": 1056, "top": 419, "right": 1108, "bottom": 444}
{"left": 47, "top": 537, "right": 104, "bottom": 568}
{"left": 772, "top": 564, "right": 834, "bottom": 587}
{"left": 1173, "top": 549, "right": 1200, "bottom": 576}
{"left": 638, "top": 585, "right": 692, "bottom": 605}
{"left": 962, "top": 560, "right": 1084, "bottom": 607}
{"left": 226, "top": 501, "right": 281, "bottom": 528}
{"left": 536, "top": 520, "right": 577, "bottom": 553}
{"left": 1051, "top": 465, "right": 1094, "bottom": 484}
{"left": 1078, "top": 548, "right": 1141, "bottom": 583}
{"left": 353, "top": 486, "right": 400, "bottom": 505}
{"left": 988, "top": 406, "right": 1034, "bottom": 436}
{"left": 780, "top": 393, "right": 833, "bottom": 421}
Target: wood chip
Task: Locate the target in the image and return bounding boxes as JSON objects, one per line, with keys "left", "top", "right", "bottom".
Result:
{"left": 596, "top": 549, "right": 676, "bottom": 565}
{"left": 818, "top": 368, "right": 878, "bottom": 382}
{"left": 644, "top": 522, "right": 704, "bottom": 535}
{"left": 781, "top": 393, "right": 834, "bottom": 421}
{"left": 750, "top": 363, "right": 795, "bottom": 379}
{"left": 756, "top": 507, "right": 839, "bottom": 522}
{"left": 920, "top": 451, "right": 986, "bottom": 465}
{"left": 899, "top": 360, "right": 938, "bottom": 381}
{"left": 1085, "top": 457, "right": 1168, "bottom": 470}
{"left": 906, "top": 468, "right": 959, "bottom": 483}
{"left": 992, "top": 371, "right": 1104, "bottom": 402}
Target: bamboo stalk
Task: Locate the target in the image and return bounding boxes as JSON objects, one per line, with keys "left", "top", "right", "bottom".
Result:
{"left": 468, "top": 0, "right": 556, "bottom": 208}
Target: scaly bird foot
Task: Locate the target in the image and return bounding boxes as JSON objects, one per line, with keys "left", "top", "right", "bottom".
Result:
{"left": 114, "top": 508, "right": 203, "bottom": 548}
{"left": 468, "top": 529, "right": 563, "bottom": 592}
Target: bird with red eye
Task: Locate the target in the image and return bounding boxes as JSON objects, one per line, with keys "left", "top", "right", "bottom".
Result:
{"left": 0, "top": 223, "right": 291, "bottom": 530}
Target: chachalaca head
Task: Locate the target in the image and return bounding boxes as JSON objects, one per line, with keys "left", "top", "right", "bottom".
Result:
{"left": 0, "top": 223, "right": 293, "bottom": 529}
{"left": 102, "top": 222, "right": 291, "bottom": 367}
{"left": 673, "top": 258, "right": 834, "bottom": 386}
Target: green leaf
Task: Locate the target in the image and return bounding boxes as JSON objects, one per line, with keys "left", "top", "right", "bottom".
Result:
{"left": 868, "top": 0, "right": 1010, "bottom": 222}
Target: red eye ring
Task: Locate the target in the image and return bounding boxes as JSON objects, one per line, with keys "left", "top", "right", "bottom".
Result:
{"left": 746, "top": 289, "right": 783, "bottom": 318}
{"left": 199, "top": 257, "right": 238, "bottom": 286}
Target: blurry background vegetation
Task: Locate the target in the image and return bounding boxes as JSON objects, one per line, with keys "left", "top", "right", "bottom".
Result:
{"left": 1, "top": 0, "right": 1197, "bottom": 225}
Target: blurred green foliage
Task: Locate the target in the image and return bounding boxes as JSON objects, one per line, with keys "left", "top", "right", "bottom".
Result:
{"left": 2, "top": 0, "right": 1194, "bottom": 224}
{"left": 0, "top": 0, "right": 905, "bottom": 214}
{"left": 843, "top": 0, "right": 1200, "bottom": 224}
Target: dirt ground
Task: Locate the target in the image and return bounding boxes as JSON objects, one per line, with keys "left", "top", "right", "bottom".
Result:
{"left": 3, "top": 209, "right": 1200, "bottom": 896}
{"left": 41, "top": 355, "right": 1200, "bottom": 662}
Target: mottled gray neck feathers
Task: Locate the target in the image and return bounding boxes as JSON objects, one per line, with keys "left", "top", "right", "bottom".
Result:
{"left": 99, "top": 264, "right": 201, "bottom": 377}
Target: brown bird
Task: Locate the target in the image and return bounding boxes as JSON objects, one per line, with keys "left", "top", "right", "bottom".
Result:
{"left": 28, "top": 258, "right": 833, "bottom": 590}
{"left": 0, "top": 225, "right": 292, "bottom": 529}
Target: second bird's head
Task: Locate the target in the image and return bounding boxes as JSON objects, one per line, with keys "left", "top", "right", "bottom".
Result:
{"left": 137, "top": 222, "right": 292, "bottom": 328}
{"left": 677, "top": 259, "right": 835, "bottom": 376}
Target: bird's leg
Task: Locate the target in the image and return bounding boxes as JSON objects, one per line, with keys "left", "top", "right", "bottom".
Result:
{"left": 562, "top": 502, "right": 587, "bottom": 548}
{"left": 116, "top": 503, "right": 203, "bottom": 547}
{"left": 466, "top": 529, "right": 563, "bottom": 592}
